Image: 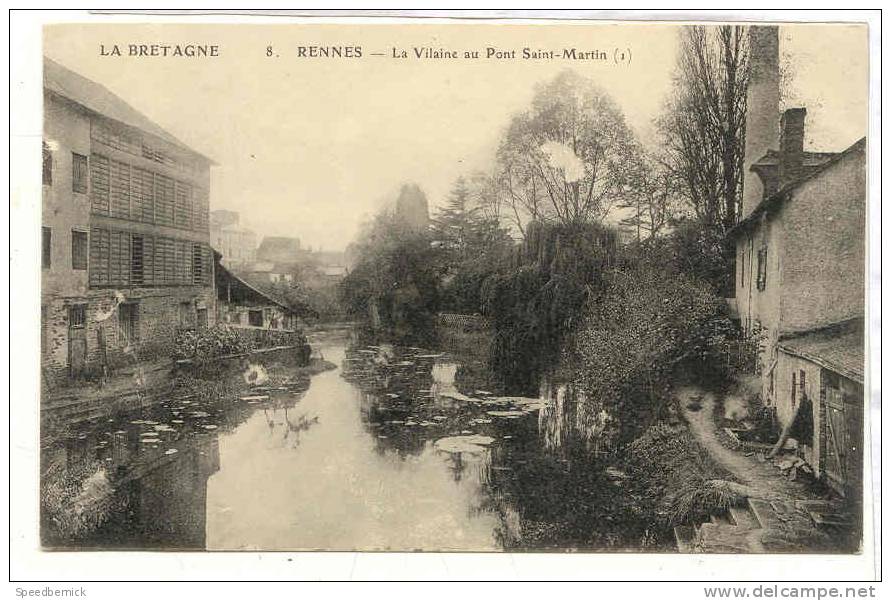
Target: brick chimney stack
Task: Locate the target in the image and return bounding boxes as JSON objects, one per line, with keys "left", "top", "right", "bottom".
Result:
{"left": 741, "top": 26, "right": 780, "bottom": 219}
{"left": 779, "top": 108, "right": 806, "bottom": 189}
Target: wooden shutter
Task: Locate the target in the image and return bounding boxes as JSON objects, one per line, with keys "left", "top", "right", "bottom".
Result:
{"left": 154, "top": 174, "right": 175, "bottom": 226}
{"left": 175, "top": 181, "right": 192, "bottom": 228}
{"left": 90, "top": 154, "right": 110, "bottom": 215}
{"left": 71, "top": 230, "right": 88, "bottom": 270}
{"left": 132, "top": 167, "right": 154, "bottom": 223}
{"left": 89, "top": 227, "right": 110, "bottom": 287}
{"left": 72, "top": 153, "right": 88, "bottom": 194}
{"left": 109, "top": 159, "right": 131, "bottom": 218}
{"left": 142, "top": 234, "right": 155, "bottom": 286}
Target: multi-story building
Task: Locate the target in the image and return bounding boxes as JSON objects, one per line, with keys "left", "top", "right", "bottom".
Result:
{"left": 730, "top": 28, "right": 866, "bottom": 499}
{"left": 41, "top": 57, "right": 216, "bottom": 381}
{"left": 210, "top": 209, "right": 257, "bottom": 268}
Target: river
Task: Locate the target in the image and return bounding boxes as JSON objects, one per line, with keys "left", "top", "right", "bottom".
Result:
{"left": 41, "top": 327, "right": 662, "bottom": 552}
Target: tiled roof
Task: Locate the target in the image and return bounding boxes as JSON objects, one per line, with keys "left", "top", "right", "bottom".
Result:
{"left": 730, "top": 137, "right": 866, "bottom": 238}
{"left": 777, "top": 318, "right": 865, "bottom": 383}
{"left": 750, "top": 149, "right": 839, "bottom": 168}
{"left": 44, "top": 57, "right": 213, "bottom": 163}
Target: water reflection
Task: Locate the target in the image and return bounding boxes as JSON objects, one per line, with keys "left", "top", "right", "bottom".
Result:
{"left": 42, "top": 328, "right": 659, "bottom": 552}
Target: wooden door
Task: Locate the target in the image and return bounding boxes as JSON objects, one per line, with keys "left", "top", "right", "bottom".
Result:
{"left": 118, "top": 303, "right": 139, "bottom": 348}
{"left": 67, "top": 305, "right": 87, "bottom": 377}
{"left": 822, "top": 370, "right": 864, "bottom": 500}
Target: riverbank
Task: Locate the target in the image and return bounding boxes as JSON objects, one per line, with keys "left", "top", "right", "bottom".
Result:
{"left": 41, "top": 349, "right": 336, "bottom": 548}
{"left": 673, "top": 386, "right": 856, "bottom": 553}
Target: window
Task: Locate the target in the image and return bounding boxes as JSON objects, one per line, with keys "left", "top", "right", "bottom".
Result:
{"left": 131, "top": 235, "right": 144, "bottom": 285}
{"left": 72, "top": 153, "right": 88, "bottom": 194}
{"left": 248, "top": 310, "right": 263, "bottom": 327}
{"left": 178, "top": 302, "right": 193, "bottom": 327}
{"left": 192, "top": 244, "right": 204, "bottom": 285}
{"left": 41, "top": 305, "right": 48, "bottom": 356}
{"left": 791, "top": 372, "right": 797, "bottom": 406}
{"left": 739, "top": 247, "right": 745, "bottom": 288}
{"left": 196, "top": 308, "right": 208, "bottom": 329}
{"left": 756, "top": 247, "right": 768, "bottom": 291}
{"left": 118, "top": 303, "right": 139, "bottom": 344}
{"left": 42, "top": 227, "right": 51, "bottom": 269}
{"left": 71, "top": 230, "right": 88, "bottom": 270}
{"left": 42, "top": 142, "right": 52, "bottom": 186}
{"left": 799, "top": 369, "right": 806, "bottom": 401}
{"left": 68, "top": 304, "right": 86, "bottom": 328}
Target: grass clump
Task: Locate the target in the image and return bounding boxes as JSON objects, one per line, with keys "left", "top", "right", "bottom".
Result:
{"left": 624, "top": 419, "right": 743, "bottom": 526}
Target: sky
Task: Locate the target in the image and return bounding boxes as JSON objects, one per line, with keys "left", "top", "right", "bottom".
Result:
{"left": 44, "top": 22, "right": 868, "bottom": 251}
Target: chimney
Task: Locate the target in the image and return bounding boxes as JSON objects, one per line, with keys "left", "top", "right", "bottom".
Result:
{"left": 741, "top": 26, "right": 780, "bottom": 219}
{"left": 779, "top": 108, "right": 806, "bottom": 189}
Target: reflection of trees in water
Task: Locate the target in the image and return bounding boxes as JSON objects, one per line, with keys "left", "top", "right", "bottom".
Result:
{"left": 42, "top": 432, "right": 220, "bottom": 550}
{"left": 342, "top": 339, "right": 443, "bottom": 457}
{"left": 479, "top": 413, "right": 653, "bottom": 551}
{"left": 262, "top": 403, "right": 319, "bottom": 449}
{"left": 41, "top": 357, "right": 313, "bottom": 549}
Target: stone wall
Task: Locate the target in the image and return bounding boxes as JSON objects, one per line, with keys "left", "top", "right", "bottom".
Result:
{"left": 779, "top": 146, "right": 866, "bottom": 333}
{"left": 42, "top": 286, "right": 216, "bottom": 382}
{"left": 773, "top": 351, "right": 823, "bottom": 473}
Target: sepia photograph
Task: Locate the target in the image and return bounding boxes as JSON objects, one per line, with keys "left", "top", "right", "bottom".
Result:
{"left": 10, "top": 10, "right": 879, "bottom": 581}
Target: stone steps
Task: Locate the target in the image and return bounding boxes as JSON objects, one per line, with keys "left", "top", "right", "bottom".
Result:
{"left": 729, "top": 504, "right": 761, "bottom": 529}
{"left": 673, "top": 524, "right": 696, "bottom": 553}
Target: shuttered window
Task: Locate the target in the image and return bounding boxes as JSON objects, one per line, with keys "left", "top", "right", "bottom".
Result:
{"left": 42, "top": 227, "right": 51, "bottom": 269}
{"left": 192, "top": 243, "right": 204, "bottom": 285}
{"left": 108, "top": 229, "right": 130, "bottom": 286}
{"left": 109, "top": 158, "right": 131, "bottom": 219}
{"left": 175, "top": 181, "right": 192, "bottom": 228}
{"left": 72, "top": 153, "right": 88, "bottom": 194}
{"left": 756, "top": 247, "right": 768, "bottom": 291}
{"left": 89, "top": 226, "right": 209, "bottom": 288}
{"left": 89, "top": 228, "right": 110, "bottom": 286}
{"left": 142, "top": 234, "right": 155, "bottom": 286}
{"left": 193, "top": 188, "right": 209, "bottom": 232}
{"left": 42, "top": 142, "right": 52, "bottom": 186}
{"left": 88, "top": 153, "right": 204, "bottom": 232}
{"left": 131, "top": 234, "right": 145, "bottom": 286}
{"left": 132, "top": 167, "right": 155, "bottom": 223}
{"left": 71, "top": 230, "right": 88, "bottom": 270}
{"left": 90, "top": 154, "right": 110, "bottom": 215}
{"left": 154, "top": 174, "right": 175, "bottom": 226}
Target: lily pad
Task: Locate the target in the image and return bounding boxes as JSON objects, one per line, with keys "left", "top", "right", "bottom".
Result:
{"left": 486, "top": 410, "right": 526, "bottom": 418}
{"left": 434, "top": 435, "right": 496, "bottom": 454}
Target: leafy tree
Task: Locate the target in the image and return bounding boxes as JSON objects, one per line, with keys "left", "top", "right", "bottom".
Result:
{"left": 484, "top": 221, "right": 618, "bottom": 394}
{"left": 339, "top": 206, "right": 445, "bottom": 343}
{"left": 495, "top": 70, "right": 644, "bottom": 234}
{"left": 618, "top": 153, "right": 684, "bottom": 242}
{"left": 568, "top": 257, "right": 735, "bottom": 446}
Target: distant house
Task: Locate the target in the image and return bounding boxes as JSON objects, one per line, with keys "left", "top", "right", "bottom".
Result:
{"left": 316, "top": 264, "right": 348, "bottom": 282}
{"left": 214, "top": 260, "right": 306, "bottom": 332}
{"left": 256, "top": 236, "right": 304, "bottom": 264}
{"left": 729, "top": 27, "right": 865, "bottom": 499}
{"left": 41, "top": 57, "right": 216, "bottom": 381}
{"left": 210, "top": 209, "right": 257, "bottom": 268}
{"left": 242, "top": 260, "right": 295, "bottom": 285}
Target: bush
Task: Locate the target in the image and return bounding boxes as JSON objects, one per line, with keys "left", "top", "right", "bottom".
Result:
{"left": 172, "top": 325, "right": 253, "bottom": 362}
{"left": 483, "top": 221, "right": 617, "bottom": 394}
{"left": 625, "top": 421, "right": 741, "bottom": 526}
{"left": 568, "top": 262, "right": 732, "bottom": 446}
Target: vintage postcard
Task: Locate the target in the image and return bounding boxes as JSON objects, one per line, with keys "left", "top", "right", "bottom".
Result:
{"left": 16, "top": 11, "right": 877, "bottom": 569}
